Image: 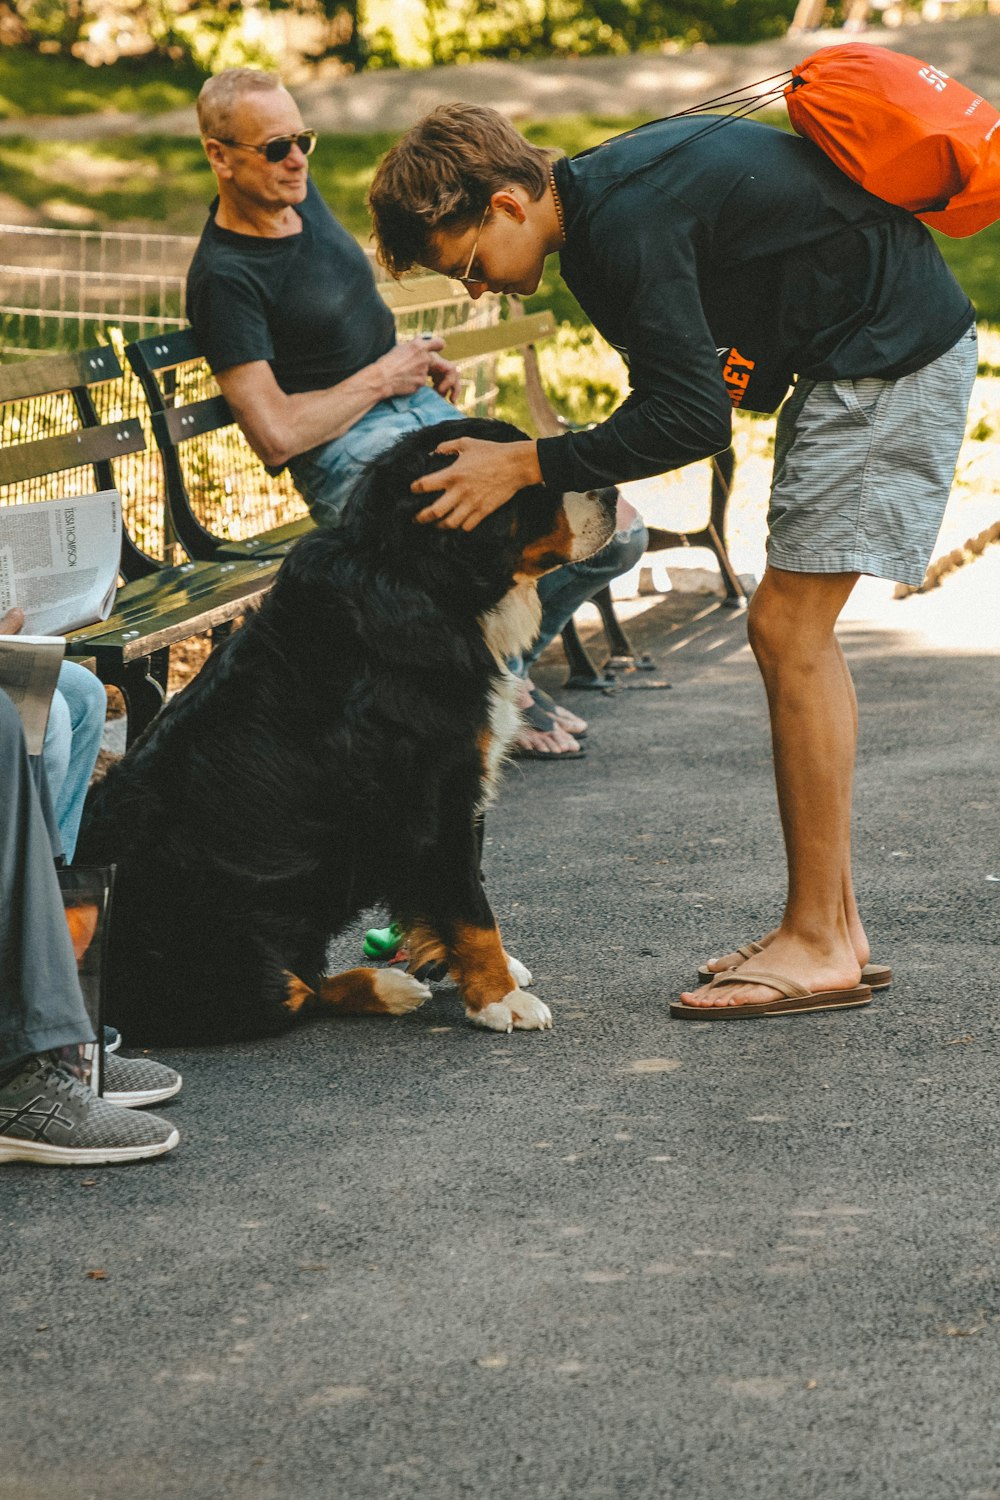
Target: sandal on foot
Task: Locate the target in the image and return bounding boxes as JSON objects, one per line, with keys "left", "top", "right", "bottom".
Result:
{"left": 670, "top": 968, "right": 873, "bottom": 1020}
{"left": 512, "top": 701, "right": 587, "bottom": 760}
{"left": 697, "top": 944, "right": 892, "bottom": 990}
{"left": 528, "top": 685, "right": 588, "bottom": 738}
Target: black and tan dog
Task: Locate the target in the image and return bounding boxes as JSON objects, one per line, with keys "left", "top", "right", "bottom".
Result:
{"left": 78, "top": 418, "right": 616, "bottom": 1045}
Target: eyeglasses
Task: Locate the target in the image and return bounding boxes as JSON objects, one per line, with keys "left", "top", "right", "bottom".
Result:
{"left": 457, "top": 202, "right": 491, "bottom": 288}
{"left": 217, "top": 129, "right": 317, "bottom": 164}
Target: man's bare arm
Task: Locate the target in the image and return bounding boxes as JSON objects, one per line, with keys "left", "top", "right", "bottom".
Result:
{"left": 216, "top": 337, "right": 458, "bottom": 469}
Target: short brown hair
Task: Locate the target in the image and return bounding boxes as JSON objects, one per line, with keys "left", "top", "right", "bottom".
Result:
{"left": 197, "top": 68, "right": 286, "bottom": 142}
{"left": 369, "top": 104, "right": 554, "bottom": 276}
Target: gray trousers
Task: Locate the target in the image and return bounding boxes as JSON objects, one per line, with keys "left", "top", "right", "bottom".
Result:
{"left": 0, "top": 690, "right": 94, "bottom": 1068}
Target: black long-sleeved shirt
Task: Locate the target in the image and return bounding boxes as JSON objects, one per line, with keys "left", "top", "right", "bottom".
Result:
{"left": 536, "top": 117, "right": 974, "bottom": 494}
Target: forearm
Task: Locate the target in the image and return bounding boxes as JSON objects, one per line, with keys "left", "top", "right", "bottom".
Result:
{"left": 537, "top": 393, "right": 732, "bottom": 494}
{"left": 504, "top": 440, "right": 543, "bottom": 491}
{"left": 241, "top": 364, "right": 391, "bottom": 468}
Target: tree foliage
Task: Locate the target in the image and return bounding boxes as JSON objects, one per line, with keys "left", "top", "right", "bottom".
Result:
{"left": 4, "top": 0, "right": 939, "bottom": 72}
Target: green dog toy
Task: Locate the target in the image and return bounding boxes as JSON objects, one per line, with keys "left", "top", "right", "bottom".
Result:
{"left": 362, "top": 922, "right": 405, "bottom": 960}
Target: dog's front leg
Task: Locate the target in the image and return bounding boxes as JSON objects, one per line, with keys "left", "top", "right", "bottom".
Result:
{"left": 405, "top": 833, "right": 551, "bottom": 1034}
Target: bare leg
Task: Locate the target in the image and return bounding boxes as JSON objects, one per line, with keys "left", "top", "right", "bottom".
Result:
{"left": 701, "top": 633, "right": 871, "bottom": 976}
{"left": 680, "top": 567, "right": 864, "bottom": 1008}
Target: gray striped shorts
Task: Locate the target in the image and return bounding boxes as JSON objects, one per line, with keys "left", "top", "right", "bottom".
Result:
{"left": 767, "top": 323, "right": 978, "bottom": 587}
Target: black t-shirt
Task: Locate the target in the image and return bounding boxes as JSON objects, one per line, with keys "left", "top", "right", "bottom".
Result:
{"left": 186, "top": 177, "right": 396, "bottom": 393}
{"left": 537, "top": 117, "right": 975, "bottom": 493}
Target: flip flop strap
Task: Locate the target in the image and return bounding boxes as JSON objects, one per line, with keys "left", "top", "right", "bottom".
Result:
{"left": 706, "top": 968, "right": 810, "bottom": 1000}
{"left": 737, "top": 941, "right": 765, "bottom": 961}
{"left": 521, "top": 700, "right": 557, "bottom": 732}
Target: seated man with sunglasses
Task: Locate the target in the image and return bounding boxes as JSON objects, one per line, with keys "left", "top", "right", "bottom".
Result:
{"left": 187, "top": 68, "right": 637, "bottom": 758}
{"left": 188, "top": 67, "right": 464, "bottom": 527}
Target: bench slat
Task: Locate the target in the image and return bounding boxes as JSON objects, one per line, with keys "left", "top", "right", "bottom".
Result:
{"left": 125, "top": 328, "right": 202, "bottom": 377}
{"left": 213, "top": 515, "right": 314, "bottom": 559}
{"left": 378, "top": 274, "right": 465, "bottom": 310}
{"left": 153, "top": 394, "right": 234, "bottom": 447}
{"left": 439, "top": 311, "right": 557, "bottom": 365}
{"left": 0, "top": 418, "right": 146, "bottom": 486}
{"left": 66, "top": 558, "right": 280, "bottom": 663}
{"left": 0, "top": 346, "right": 122, "bottom": 402}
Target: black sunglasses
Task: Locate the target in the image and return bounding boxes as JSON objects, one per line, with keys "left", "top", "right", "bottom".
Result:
{"left": 218, "top": 129, "right": 317, "bottom": 164}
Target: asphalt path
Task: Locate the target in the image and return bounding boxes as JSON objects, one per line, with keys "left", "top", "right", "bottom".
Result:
{"left": 2, "top": 554, "right": 999, "bottom": 1499}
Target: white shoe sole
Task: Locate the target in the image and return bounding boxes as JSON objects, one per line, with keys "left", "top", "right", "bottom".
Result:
{"left": 0, "top": 1127, "right": 180, "bottom": 1165}
{"left": 104, "top": 1078, "right": 182, "bottom": 1109}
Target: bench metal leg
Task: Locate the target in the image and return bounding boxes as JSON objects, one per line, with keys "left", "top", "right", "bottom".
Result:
{"left": 644, "top": 448, "right": 746, "bottom": 609}
{"left": 557, "top": 445, "right": 743, "bottom": 688}
{"left": 148, "top": 647, "right": 170, "bottom": 693}
{"left": 559, "top": 616, "right": 617, "bottom": 691}
{"left": 117, "top": 659, "right": 167, "bottom": 748}
{"left": 591, "top": 586, "right": 659, "bottom": 674}
{"left": 559, "top": 596, "right": 671, "bottom": 691}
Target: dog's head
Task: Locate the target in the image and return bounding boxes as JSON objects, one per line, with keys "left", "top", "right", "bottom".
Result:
{"left": 339, "top": 417, "right": 618, "bottom": 622}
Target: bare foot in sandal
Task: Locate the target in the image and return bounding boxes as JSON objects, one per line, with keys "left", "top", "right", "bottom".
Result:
{"left": 678, "top": 932, "right": 864, "bottom": 1012}
{"left": 524, "top": 678, "right": 588, "bottom": 738}
{"left": 512, "top": 684, "right": 586, "bottom": 760}
{"left": 700, "top": 914, "right": 881, "bottom": 984}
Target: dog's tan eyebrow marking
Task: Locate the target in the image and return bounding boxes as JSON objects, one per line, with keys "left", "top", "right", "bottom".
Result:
{"left": 519, "top": 510, "right": 574, "bottom": 573}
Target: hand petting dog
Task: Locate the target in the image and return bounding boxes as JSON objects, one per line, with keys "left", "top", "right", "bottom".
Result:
{"left": 412, "top": 435, "right": 541, "bottom": 530}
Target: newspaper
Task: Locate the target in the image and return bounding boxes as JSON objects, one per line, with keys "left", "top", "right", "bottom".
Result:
{"left": 0, "top": 489, "right": 121, "bottom": 636}
{"left": 0, "top": 490, "right": 121, "bottom": 751}
{"left": 0, "top": 633, "right": 65, "bottom": 753}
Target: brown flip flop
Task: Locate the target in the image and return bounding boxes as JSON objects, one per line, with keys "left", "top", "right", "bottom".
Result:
{"left": 670, "top": 968, "right": 873, "bottom": 1020}
{"left": 697, "top": 944, "right": 892, "bottom": 990}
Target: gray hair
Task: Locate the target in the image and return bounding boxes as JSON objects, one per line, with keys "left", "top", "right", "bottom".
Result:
{"left": 197, "top": 68, "right": 286, "bottom": 141}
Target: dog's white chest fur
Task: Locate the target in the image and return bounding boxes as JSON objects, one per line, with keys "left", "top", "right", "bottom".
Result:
{"left": 480, "top": 580, "right": 541, "bottom": 665}
{"left": 477, "top": 580, "right": 542, "bottom": 809}
{"left": 479, "top": 675, "right": 522, "bottom": 806}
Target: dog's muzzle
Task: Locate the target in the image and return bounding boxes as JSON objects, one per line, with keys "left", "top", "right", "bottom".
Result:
{"left": 562, "top": 486, "right": 619, "bottom": 564}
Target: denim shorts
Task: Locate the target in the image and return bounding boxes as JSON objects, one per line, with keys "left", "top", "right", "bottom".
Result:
{"left": 287, "top": 386, "right": 464, "bottom": 526}
{"left": 767, "top": 323, "right": 978, "bottom": 587}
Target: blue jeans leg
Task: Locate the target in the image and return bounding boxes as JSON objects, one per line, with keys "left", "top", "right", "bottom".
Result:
{"left": 523, "top": 515, "right": 648, "bottom": 671}
{"left": 42, "top": 663, "right": 107, "bottom": 863}
{"left": 0, "top": 691, "right": 94, "bottom": 1066}
{"left": 287, "top": 388, "right": 464, "bottom": 527}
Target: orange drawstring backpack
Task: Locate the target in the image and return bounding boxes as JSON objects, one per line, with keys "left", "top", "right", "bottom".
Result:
{"left": 785, "top": 43, "right": 1000, "bottom": 238}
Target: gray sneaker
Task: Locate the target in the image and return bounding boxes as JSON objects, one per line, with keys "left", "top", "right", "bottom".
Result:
{"left": 103, "top": 1052, "right": 182, "bottom": 1109}
{"left": 0, "top": 1057, "right": 179, "bottom": 1166}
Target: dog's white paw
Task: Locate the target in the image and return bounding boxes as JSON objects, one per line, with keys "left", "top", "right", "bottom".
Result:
{"left": 504, "top": 952, "right": 533, "bottom": 989}
{"left": 467, "top": 990, "right": 553, "bottom": 1033}
{"left": 371, "top": 969, "right": 432, "bottom": 1015}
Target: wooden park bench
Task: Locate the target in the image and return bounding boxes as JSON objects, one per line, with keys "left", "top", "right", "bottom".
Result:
{"left": 126, "top": 273, "right": 743, "bottom": 690}
{"left": 123, "top": 274, "right": 554, "bottom": 567}
{"left": 0, "top": 343, "right": 282, "bottom": 744}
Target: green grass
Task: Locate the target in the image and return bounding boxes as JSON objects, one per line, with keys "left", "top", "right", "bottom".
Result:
{"left": 1, "top": 111, "right": 997, "bottom": 323}
{"left": 0, "top": 51, "right": 205, "bottom": 119}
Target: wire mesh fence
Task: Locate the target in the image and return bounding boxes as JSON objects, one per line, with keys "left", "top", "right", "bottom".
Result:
{"left": 0, "top": 225, "right": 197, "bottom": 357}
{"left": 0, "top": 223, "right": 501, "bottom": 561}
